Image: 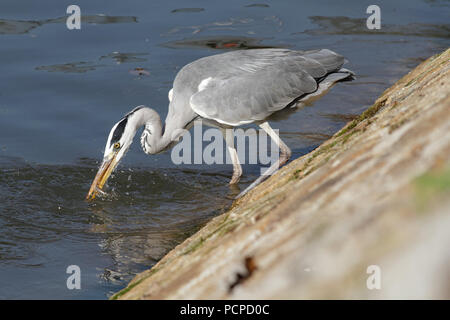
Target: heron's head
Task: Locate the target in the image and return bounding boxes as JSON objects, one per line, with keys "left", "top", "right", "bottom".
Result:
{"left": 86, "top": 106, "right": 146, "bottom": 200}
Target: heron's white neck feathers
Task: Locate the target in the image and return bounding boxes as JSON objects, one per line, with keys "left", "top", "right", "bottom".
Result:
{"left": 131, "top": 107, "right": 172, "bottom": 155}
{"left": 140, "top": 121, "right": 162, "bottom": 154}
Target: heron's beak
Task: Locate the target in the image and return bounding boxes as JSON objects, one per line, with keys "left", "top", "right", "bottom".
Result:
{"left": 86, "top": 152, "right": 119, "bottom": 201}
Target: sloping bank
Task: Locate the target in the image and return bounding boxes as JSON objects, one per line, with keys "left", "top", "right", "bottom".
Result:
{"left": 112, "top": 49, "right": 450, "bottom": 299}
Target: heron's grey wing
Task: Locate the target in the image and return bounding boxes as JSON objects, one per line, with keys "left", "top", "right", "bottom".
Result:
{"left": 189, "top": 49, "right": 345, "bottom": 126}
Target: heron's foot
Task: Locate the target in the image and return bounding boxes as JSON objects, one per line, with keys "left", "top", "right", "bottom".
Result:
{"left": 280, "top": 146, "right": 292, "bottom": 166}
{"left": 234, "top": 149, "right": 291, "bottom": 199}
{"left": 229, "top": 165, "right": 242, "bottom": 184}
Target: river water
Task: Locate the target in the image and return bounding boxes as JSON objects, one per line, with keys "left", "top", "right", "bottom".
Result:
{"left": 0, "top": 0, "right": 448, "bottom": 299}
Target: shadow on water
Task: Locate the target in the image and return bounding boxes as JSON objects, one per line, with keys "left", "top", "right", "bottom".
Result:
{"left": 162, "top": 15, "right": 284, "bottom": 37}
{"left": 0, "top": 15, "right": 137, "bottom": 35}
{"left": 35, "top": 52, "right": 149, "bottom": 73}
{"left": 161, "top": 35, "right": 284, "bottom": 50}
{"left": 171, "top": 8, "right": 205, "bottom": 14}
{"left": 299, "top": 16, "right": 450, "bottom": 38}
{"left": 99, "top": 52, "right": 149, "bottom": 64}
{"left": 244, "top": 4, "right": 270, "bottom": 8}
{"left": 35, "top": 61, "right": 107, "bottom": 73}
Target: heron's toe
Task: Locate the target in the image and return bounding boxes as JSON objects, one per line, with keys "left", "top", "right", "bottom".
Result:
{"left": 229, "top": 175, "right": 241, "bottom": 185}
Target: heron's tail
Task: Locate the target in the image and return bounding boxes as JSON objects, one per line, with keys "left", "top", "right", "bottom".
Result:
{"left": 302, "top": 49, "right": 347, "bottom": 73}
{"left": 335, "top": 67, "right": 356, "bottom": 81}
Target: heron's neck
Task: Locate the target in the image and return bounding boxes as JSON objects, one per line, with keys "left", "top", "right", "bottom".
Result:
{"left": 137, "top": 107, "right": 182, "bottom": 154}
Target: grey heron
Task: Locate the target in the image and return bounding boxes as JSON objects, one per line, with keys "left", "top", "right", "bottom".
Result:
{"left": 86, "top": 48, "right": 354, "bottom": 200}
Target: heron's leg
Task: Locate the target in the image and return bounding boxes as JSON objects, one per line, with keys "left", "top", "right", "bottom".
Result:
{"left": 236, "top": 121, "right": 291, "bottom": 199}
{"left": 260, "top": 121, "right": 292, "bottom": 165}
{"left": 221, "top": 128, "right": 242, "bottom": 184}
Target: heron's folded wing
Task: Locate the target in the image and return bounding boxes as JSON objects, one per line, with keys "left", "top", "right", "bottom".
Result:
{"left": 190, "top": 61, "right": 318, "bottom": 126}
{"left": 188, "top": 48, "right": 346, "bottom": 126}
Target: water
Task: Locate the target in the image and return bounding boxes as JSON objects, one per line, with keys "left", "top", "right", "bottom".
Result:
{"left": 0, "top": 0, "right": 448, "bottom": 299}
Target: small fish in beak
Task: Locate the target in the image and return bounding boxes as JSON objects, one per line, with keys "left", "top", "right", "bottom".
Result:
{"left": 85, "top": 106, "right": 153, "bottom": 201}
{"left": 86, "top": 152, "right": 119, "bottom": 200}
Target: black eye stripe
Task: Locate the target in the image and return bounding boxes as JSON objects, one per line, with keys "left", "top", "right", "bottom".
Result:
{"left": 110, "top": 117, "right": 128, "bottom": 147}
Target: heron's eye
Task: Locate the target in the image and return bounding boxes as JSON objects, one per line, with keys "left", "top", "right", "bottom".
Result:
{"left": 114, "top": 142, "right": 121, "bottom": 150}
